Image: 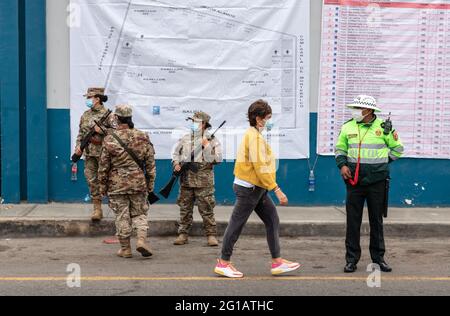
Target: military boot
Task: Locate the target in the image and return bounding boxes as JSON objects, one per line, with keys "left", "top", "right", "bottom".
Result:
{"left": 174, "top": 234, "right": 189, "bottom": 245}
{"left": 117, "top": 238, "right": 133, "bottom": 258}
{"left": 91, "top": 199, "right": 103, "bottom": 222}
{"left": 207, "top": 235, "right": 219, "bottom": 247}
{"left": 136, "top": 232, "right": 153, "bottom": 258}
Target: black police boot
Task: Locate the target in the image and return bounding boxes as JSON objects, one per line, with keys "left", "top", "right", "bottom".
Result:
{"left": 344, "top": 263, "right": 357, "bottom": 273}
{"left": 375, "top": 261, "right": 392, "bottom": 273}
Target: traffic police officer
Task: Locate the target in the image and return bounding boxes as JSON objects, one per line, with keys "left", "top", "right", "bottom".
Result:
{"left": 335, "top": 95, "right": 404, "bottom": 273}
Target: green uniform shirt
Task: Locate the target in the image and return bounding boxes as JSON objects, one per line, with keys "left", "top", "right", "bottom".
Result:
{"left": 76, "top": 106, "right": 116, "bottom": 158}
{"left": 172, "top": 132, "right": 223, "bottom": 188}
{"left": 98, "top": 128, "right": 156, "bottom": 196}
{"left": 335, "top": 116, "right": 404, "bottom": 186}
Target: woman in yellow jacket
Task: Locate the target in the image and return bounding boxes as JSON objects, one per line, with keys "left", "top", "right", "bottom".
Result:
{"left": 214, "top": 100, "right": 301, "bottom": 278}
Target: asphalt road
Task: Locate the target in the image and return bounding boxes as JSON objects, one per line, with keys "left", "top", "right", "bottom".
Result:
{"left": 0, "top": 236, "right": 449, "bottom": 296}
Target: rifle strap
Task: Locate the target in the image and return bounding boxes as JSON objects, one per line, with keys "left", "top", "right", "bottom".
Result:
{"left": 110, "top": 132, "right": 148, "bottom": 181}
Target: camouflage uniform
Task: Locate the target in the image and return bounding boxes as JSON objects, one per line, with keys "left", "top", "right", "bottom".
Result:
{"left": 172, "top": 112, "right": 223, "bottom": 237}
{"left": 98, "top": 106, "right": 156, "bottom": 240}
{"left": 76, "top": 88, "right": 116, "bottom": 202}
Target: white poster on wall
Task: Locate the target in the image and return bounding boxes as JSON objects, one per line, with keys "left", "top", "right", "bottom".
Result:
{"left": 70, "top": 0, "right": 310, "bottom": 159}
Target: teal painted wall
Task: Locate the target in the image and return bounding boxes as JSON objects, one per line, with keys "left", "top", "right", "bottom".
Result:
{"left": 24, "top": 0, "right": 48, "bottom": 203}
{"left": 0, "top": 0, "right": 21, "bottom": 203}
{"left": 0, "top": 0, "right": 47, "bottom": 203}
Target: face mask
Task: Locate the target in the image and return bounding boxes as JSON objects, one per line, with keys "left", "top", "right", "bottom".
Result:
{"left": 351, "top": 109, "right": 366, "bottom": 122}
{"left": 191, "top": 122, "right": 201, "bottom": 132}
{"left": 265, "top": 119, "right": 274, "bottom": 131}
{"left": 86, "top": 99, "right": 94, "bottom": 109}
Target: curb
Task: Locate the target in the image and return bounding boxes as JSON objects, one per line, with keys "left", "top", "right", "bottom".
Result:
{"left": 0, "top": 219, "right": 449, "bottom": 238}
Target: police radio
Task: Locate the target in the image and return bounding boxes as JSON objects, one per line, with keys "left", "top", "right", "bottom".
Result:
{"left": 381, "top": 112, "right": 393, "bottom": 135}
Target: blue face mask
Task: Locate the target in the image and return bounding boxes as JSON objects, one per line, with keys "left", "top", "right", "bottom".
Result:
{"left": 265, "top": 119, "right": 274, "bottom": 131}
{"left": 191, "top": 122, "right": 201, "bottom": 132}
{"left": 86, "top": 99, "right": 94, "bottom": 109}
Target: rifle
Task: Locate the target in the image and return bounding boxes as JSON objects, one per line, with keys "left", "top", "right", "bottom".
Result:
{"left": 71, "top": 109, "right": 112, "bottom": 163}
{"left": 145, "top": 164, "right": 161, "bottom": 205}
{"left": 159, "top": 163, "right": 199, "bottom": 199}
{"left": 159, "top": 121, "right": 226, "bottom": 199}
{"left": 209, "top": 121, "right": 227, "bottom": 140}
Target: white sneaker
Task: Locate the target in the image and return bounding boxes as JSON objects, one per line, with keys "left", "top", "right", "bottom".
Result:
{"left": 271, "top": 259, "right": 301, "bottom": 276}
{"left": 214, "top": 260, "right": 244, "bottom": 278}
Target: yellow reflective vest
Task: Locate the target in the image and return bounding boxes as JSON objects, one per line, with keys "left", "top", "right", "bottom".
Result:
{"left": 335, "top": 116, "right": 404, "bottom": 185}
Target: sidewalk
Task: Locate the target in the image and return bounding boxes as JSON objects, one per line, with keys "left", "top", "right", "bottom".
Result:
{"left": 1, "top": 203, "right": 450, "bottom": 238}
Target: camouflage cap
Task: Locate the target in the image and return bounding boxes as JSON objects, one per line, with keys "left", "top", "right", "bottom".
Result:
{"left": 83, "top": 87, "right": 105, "bottom": 98}
{"left": 188, "top": 111, "right": 211, "bottom": 127}
{"left": 115, "top": 104, "right": 133, "bottom": 117}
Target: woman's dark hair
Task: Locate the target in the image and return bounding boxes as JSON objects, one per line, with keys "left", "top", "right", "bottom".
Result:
{"left": 117, "top": 116, "right": 134, "bottom": 129}
{"left": 247, "top": 99, "right": 272, "bottom": 127}
{"left": 94, "top": 94, "right": 108, "bottom": 105}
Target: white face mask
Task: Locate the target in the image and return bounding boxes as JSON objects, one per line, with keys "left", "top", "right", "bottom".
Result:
{"left": 351, "top": 109, "right": 367, "bottom": 122}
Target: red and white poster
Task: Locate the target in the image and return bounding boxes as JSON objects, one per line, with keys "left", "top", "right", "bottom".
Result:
{"left": 318, "top": 0, "right": 450, "bottom": 159}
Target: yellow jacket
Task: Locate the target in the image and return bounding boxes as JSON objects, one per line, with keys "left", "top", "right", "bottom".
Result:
{"left": 234, "top": 127, "right": 278, "bottom": 191}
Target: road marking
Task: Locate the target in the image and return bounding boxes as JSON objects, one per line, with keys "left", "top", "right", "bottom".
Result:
{"left": 0, "top": 276, "right": 449, "bottom": 282}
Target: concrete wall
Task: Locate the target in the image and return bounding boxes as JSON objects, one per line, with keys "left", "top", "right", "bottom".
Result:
{"left": 1, "top": 0, "right": 449, "bottom": 206}
{"left": 47, "top": 0, "right": 70, "bottom": 110}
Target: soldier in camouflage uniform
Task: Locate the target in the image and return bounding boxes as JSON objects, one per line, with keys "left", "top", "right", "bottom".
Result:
{"left": 172, "top": 112, "right": 223, "bottom": 247}
{"left": 98, "top": 104, "right": 156, "bottom": 259}
{"left": 74, "top": 88, "right": 116, "bottom": 222}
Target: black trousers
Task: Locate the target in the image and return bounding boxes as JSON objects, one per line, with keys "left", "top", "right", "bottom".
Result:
{"left": 345, "top": 180, "right": 386, "bottom": 264}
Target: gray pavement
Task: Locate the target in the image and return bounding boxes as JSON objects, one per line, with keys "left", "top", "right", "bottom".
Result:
{"left": 0, "top": 237, "right": 449, "bottom": 296}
